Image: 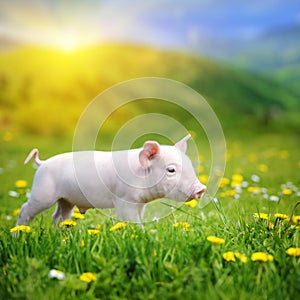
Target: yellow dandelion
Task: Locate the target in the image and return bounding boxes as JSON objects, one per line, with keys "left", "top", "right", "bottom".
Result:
{"left": 282, "top": 188, "right": 292, "bottom": 196}
{"left": 173, "top": 222, "right": 190, "bottom": 231}
{"left": 80, "top": 240, "right": 85, "bottom": 247}
{"left": 248, "top": 186, "right": 261, "bottom": 194}
{"left": 206, "top": 236, "right": 225, "bottom": 245}
{"left": 59, "top": 220, "right": 77, "bottom": 228}
{"left": 251, "top": 252, "right": 274, "bottom": 262}
{"left": 184, "top": 199, "right": 198, "bottom": 208}
{"left": 223, "top": 251, "right": 236, "bottom": 262}
{"left": 279, "top": 150, "right": 289, "bottom": 159}
{"left": 74, "top": 207, "right": 80, "bottom": 213}
{"left": 234, "top": 252, "right": 248, "bottom": 263}
{"left": 13, "top": 208, "right": 20, "bottom": 217}
{"left": 10, "top": 225, "right": 31, "bottom": 233}
{"left": 292, "top": 215, "right": 300, "bottom": 223}
{"left": 199, "top": 155, "right": 205, "bottom": 163}
{"left": 72, "top": 212, "right": 85, "bottom": 219}
{"left": 198, "top": 175, "right": 208, "bottom": 184}
{"left": 223, "top": 251, "right": 247, "bottom": 263}
{"left": 88, "top": 229, "right": 100, "bottom": 236}
{"left": 220, "top": 190, "right": 237, "bottom": 198}
{"left": 274, "top": 213, "right": 289, "bottom": 220}
{"left": 232, "top": 174, "right": 243, "bottom": 183}
{"left": 198, "top": 165, "right": 205, "bottom": 173}
{"left": 15, "top": 180, "right": 27, "bottom": 189}
{"left": 286, "top": 247, "right": 300, "bottom": 257}
{"left": 253, "top": 213, "right": 269, "bottom": 220}
{"left": 80, "top": 272, "right": 96, "bottom": 283}
{"left": 219, "top": 177, "right": 230, "bottom": 188}
{"left": 231, "top": 181, "right": 241, "bottom": 188}
{"left": 109, "top": 222, "right": 127, "bottom": 231}
{"left": 268, "top": 223, "right": 274, "bottom": 230}
{"left": 258, "top": 164, "right": 268, "bottom": 172}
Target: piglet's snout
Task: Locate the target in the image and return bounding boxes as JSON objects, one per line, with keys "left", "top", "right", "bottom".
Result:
{"left": 191, "top": 183, "right": 207, "bottom": 199}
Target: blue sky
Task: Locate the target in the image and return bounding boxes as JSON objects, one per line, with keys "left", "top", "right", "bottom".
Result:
{"left": 0, "top": 0, "right": 299, "bottom": 50}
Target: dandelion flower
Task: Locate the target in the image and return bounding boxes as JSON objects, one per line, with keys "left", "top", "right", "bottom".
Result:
{"left": 253, "top": 213, "right": 269, "bottom": 220}
{"left": 292, "top": 215, "right": 300, "bottom": 223}
{"left": 279, "top": 150, "right": 289, "bottom": 159}
{"left": 206, "top": 236, "right": 225, "bottom": 245}
{"left": 219, "top": 177, "right": 230, "bottom": 188}
{"left": 173, "top": 222, "right": 190, "bottom": 231}
{"left": 220, "top": 190, "right": 237, "bottom": 198}
{"left": 232, "top": 174, "right": 243, "bottom": 183}
{"left": 59, "top": 220, "right": 77, "bottom": 228}
{"left": 248, "top": 186, "right": 261, "bottom": 194}
{"left": 223, "top": 251, "right": 236, "bottom": 262}
{"left": 80, "top": 240, "right": 85, "bottom": 247}
{"left": 80, "top": 272, "right": 96, "bottom": 283}
{"left": 251, "top": 252, "right": 274, "bottom": 262}
{"left": 48, "top": 269, "right": 65, "bottom": 280}
{"left": 15, "top": 180, "right": 27, "bottom": 189}
{"left": 286, "top": 247, "right": 300, "bottom": 257}
{"left": 12, "top": 208, "right": 20, "bottom": 217}
{"left": 282, "top": 188, "right": 292, "bottom": 196}
{"left": 10, "top": 225, "right": 31, "bottom": 233}
{"left": 88, "top": 229, "right": 100, "bottom": 236}
{"left": 223, "top": 251, "right": 247, "bottom": 263}
{"left": 72, "top": 212, "right": 85, "bottom": 219}
{"left": 198, "top": 175, "right": 208, "bottom": 184}
{"left": 274, "top": 213, "right": 289, "bottom": 220}
{"left": 109, "top": 222, "right": 127, "bottom": 231}
{"left": 234, "top": 252, "right": 248, "bottom": 263}
{"left": 184, "top": 199, "right": 197, "bottom": 208}
{"left": 74, "top": 207, "right": 80, "bottom": 213}
{"left": 258, "top": 164, "right": 268, "bottom": 172}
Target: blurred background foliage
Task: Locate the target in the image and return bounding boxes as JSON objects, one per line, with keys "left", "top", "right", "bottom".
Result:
{"left": 0, "top": 1, "right": 299, "bottom": 145}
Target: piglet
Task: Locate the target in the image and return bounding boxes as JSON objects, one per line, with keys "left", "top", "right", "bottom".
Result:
{"left": 17, "top": 134, "right": 206, "bottom": 225}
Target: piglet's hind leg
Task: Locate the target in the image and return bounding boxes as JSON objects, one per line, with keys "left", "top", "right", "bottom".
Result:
{"left": 17, "top": 198, "right": 55, "bottom": 225}
{"left": 52, "top": 198, "right": 74, "bottom": 225}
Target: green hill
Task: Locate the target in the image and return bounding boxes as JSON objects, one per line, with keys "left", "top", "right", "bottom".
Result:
{"left": 0, "top": 44, "right": 299, "bottom": 138}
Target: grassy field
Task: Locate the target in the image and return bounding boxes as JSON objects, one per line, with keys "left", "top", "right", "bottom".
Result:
{"left": 0, "top": 44, "right": 299, "bottom": 299}
{"left": 0, "top": 131, "right": 299, "bottom": 300}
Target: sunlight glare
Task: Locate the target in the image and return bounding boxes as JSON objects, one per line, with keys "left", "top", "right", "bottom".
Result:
{"left": 58, "top": 30, "right": 81, "bottom": 53}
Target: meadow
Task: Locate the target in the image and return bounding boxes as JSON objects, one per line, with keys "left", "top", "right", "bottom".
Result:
{"left": 0, "top": 45, "right": 300, "bottom": 299}
{"left": 0, "top": 131, "right": 299, "bottom": 300}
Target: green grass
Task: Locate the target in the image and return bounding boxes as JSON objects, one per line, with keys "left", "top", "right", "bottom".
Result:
{"left": 0, "top": 133, "right": 299, "bottom": 299}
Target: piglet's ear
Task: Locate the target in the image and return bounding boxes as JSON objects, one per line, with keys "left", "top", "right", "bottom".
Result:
{"left": 139, "top": 141, "right": 160, "bottom": 168}
{"left": 175, "top": 134, "right": 191, "bottom": 153}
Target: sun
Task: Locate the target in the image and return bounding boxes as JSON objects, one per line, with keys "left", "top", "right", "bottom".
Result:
{"left": 57, "top": 30, "right": 82, "bottom": 53}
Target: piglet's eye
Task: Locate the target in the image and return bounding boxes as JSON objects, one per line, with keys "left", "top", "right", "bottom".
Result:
{"left": 166, "top": 165, "right": 176, "bottom": 175}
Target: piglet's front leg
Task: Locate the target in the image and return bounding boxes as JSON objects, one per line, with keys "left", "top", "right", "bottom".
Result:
{"left": 112, "top": 198, "right": 146, "bottom": 226}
